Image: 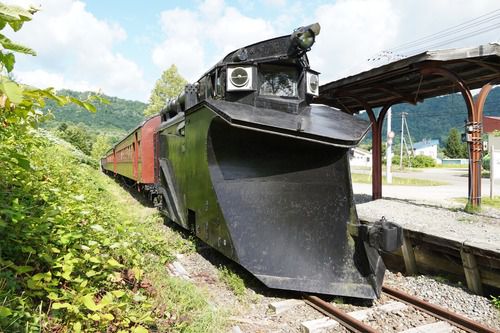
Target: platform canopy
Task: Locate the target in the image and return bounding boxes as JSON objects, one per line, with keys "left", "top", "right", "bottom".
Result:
{"left": 315, "top": 43, "right": 500, "bottom": 208}
{"left": 316, "top": 43, "right": 500, "bottom": 113}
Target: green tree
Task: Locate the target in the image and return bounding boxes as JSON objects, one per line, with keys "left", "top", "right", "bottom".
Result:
{"left": 444, "top": 128, "right": 468, "bottom": 158}
{"left": 91, "top": 133, "right": 112, "bottom": 161}
{"left": 144, "top": 64, "right": 187, "bottom": 116}
{"left": 56, "top": 123, "right": 94, "bottom": 155}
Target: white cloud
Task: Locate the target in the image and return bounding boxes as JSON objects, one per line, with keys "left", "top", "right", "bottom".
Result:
{"left": 14, "top": 69, "right": 98, "bottom": 92}
{"left": 6, "top": 0, "right": 149, "bottom": 101}
{"left": 199, "top": 0, "right": 225, "bottom": 17}
{"left": 261, "top": 0, "right": 287, "bottom": 7}
{"left": 308, "top": 0, "right": 399, "bottom": 82}
{"left": 152, "top": 37, "right": 206, "bottom": 82}
{"left": 390, "top": 0, "right": 500, "bottom": 53}
{"left": 207, "top": 7, "right": 275, "bottom": 55}
{"left": 152, "top": 1, "right": 276, "bottom": 82}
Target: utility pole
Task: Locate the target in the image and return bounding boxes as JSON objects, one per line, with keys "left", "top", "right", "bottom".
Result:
{"left": 399, "top": 112, "right": 407, "bottom": 170}
{"left": 386, "top": 108, "right": 394, "bottom": 184}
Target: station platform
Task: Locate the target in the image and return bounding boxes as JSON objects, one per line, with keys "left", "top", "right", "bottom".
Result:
{"left": 356, "top": 198, "right": 500, "bottom": 295}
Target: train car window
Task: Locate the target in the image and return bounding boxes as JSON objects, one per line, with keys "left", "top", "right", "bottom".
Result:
{"left": 206, "top": 75, "right": 214, "bottom": 98}
{"left": 259, "top": 64, "right": 298, "bottom": 97}
{"left": 216, "top": 71, "right": 225, "bottom": 98}
{"left": 198, "top": 77, "right": 207, "bottom": 100}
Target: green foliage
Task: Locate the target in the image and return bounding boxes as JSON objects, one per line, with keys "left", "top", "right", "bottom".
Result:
{"left": 491, "top": 296, "right": 500, "bottom": 309}
{"left": 444, "top": 128, "right": 467, "bottom": 158}
{"left": 43, "top": 89, "right": 146, "bottom": 135}
{"left": 56, "top": 122, "right": 94, "bottom": 155}
{"left": 147, "top": 268, "right": 225, "bottom": 333}
{"left": 91, "top": 134, "right": 112, "bottom": 161}
{"left": 0, "top": 4, "right": 146, "bottom": 331}
{"left": 0, "top": 6, "right": 97, "bottom": 134}
{"left": 481, "top": 196, "right": 500, "bottom": 209}
{"left": 0, "top": 3, "right": 37, "bottom": 73}
{"left": 388, "top": 88, "right": 500, "bottom": 145}
{"left": 411, "top": 155, "right": 436, "bottom": 168}
{"left": 0, "top": 129, "right": 144, "bottom": 331}
{"left": 391, "top": 155, "right": 406, "bottom": 168}
{"left": 217, "top": 266, "right": 246, "bottom": 298}
{"left": 483, "top": 154, "right": 490, "bottom": 171}
{"left": 0, "top": 126, "right": 225, "bottom": 332}
{"left": 144, "top": 64, "right": 187, "bottom": 116}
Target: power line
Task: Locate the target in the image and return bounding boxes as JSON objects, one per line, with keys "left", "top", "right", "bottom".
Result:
{"left": 366, "top": 8, "right": 500, "bottom": 64}
{"left": 405, "top": 22, "right": 500, "bottom": 54}
{"left": 389, "top": 9, "right": 500, "bottom": 52}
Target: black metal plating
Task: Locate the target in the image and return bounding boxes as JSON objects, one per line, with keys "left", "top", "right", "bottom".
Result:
{"left": 152, "top": 23, "right": 399, "bottom": 299}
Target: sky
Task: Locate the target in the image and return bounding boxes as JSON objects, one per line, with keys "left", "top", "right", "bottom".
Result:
{"left": 5, "top": 0, "right": 500, "bottom": 102}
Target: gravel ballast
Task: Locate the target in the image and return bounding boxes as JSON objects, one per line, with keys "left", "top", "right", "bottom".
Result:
{"left": 169, "top": 246, "right": 500, "bottom": 332}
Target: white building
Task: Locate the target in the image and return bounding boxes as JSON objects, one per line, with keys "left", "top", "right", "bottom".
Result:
{"left": 412, "top": 139, "right": 439, "bottom": 160}
{"left": 350, "top": 148, "right": 372, "bottom": 167}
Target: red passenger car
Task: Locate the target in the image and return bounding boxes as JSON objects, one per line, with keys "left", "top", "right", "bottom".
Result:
{"left": 101, "top": 115, "right": 161, "bottom": 188}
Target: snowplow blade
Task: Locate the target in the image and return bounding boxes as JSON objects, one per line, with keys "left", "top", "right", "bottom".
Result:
{"left": 206, "top": 114, "right": 386, "bottom": 299}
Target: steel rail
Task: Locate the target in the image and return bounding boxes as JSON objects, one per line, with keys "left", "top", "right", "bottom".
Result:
{"left": 382, "top": 285, "right": 500, "bottom": 333}
{"left": 304, "top": 295, "right": 379, "bottom": 333}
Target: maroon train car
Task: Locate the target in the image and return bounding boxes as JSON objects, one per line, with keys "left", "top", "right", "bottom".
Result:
{"left": 101, "top": 115, "right": 161, "bottom": 188}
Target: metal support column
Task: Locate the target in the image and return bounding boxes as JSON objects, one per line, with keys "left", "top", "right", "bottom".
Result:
{"left": 420, "top": 66, "right": 482, "bottom": 208}
{"left": 337, "top": 93, "right": 391, "bottom": 200}
{"left": 366, "top": 105, "right": 390, "bottom": 200}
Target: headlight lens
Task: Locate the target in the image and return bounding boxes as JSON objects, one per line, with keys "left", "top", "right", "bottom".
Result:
{"left": 297, "top": 29, "right": 315, "bottom": 50}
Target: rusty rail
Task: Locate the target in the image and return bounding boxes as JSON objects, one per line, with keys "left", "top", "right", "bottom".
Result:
{"left": 382, "top": 285, "right": 500, "bottom": 333}
{"left": 304, "top": 295, "right": 379, "bottom": 333}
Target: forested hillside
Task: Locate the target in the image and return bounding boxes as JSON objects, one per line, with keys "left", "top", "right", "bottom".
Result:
{"left": 42, "top": 89, "right": 147, "bottom": 135}
{"left": 44, "top": 85, "right": 500, "bottom": 149}
{"left": 391, "top": 87, "right": 500, "bottom": 143}
{"left": 357, "top": 87, "right": 500, "bottom": 145}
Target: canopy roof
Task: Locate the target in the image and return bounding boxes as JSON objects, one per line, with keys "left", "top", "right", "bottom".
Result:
{"left": 316, "top": 43, "right": 500, "bottom": 113}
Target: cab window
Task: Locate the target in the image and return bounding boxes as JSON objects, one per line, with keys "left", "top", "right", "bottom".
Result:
{"left": 259, "top": 64, "right": 298, "bottom": 97}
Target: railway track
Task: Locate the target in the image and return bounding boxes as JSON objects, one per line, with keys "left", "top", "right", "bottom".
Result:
{"left": 166, "top": 242, "right": 499, "bottom": 332}
{"left": 301, "top": 285, "right": 500, "bottom": 333}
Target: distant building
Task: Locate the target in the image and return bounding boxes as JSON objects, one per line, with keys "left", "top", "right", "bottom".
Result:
{"left": 485, "top": 116, "right": 500, "bottom": 150}
{"left": 350, "top": 148, "right": 371, "bottom": 167}
{"left": 484, "top": 116, "right": 500, "bottom": 134}
{"left": 413, "top": 139, "right": 439, "bottom": 160}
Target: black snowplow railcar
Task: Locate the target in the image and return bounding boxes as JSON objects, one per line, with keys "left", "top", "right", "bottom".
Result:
{"left": 152, "top": 23, "right": 402, "bottom": 299}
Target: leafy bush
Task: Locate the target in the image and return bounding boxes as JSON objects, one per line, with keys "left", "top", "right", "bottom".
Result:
{"left": 1, "top": 124, "right": 225, "bottom": 332}
{"left": 491, "top": 295, "right": 500, "bottom": 309}
{"left": 483, "top": 154, "right": 490, "bottom": 171}
{"left": 0, "top": 128, "right": 159, "bottom": 332}
{"left": 392, "top": 155, "right": 436, "bottom": 168}
{"left": 55, "top": 122, "right": 95, "bottom": 155}
{"left": 412, "top": 155, "right": 437, "bottom": 168}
